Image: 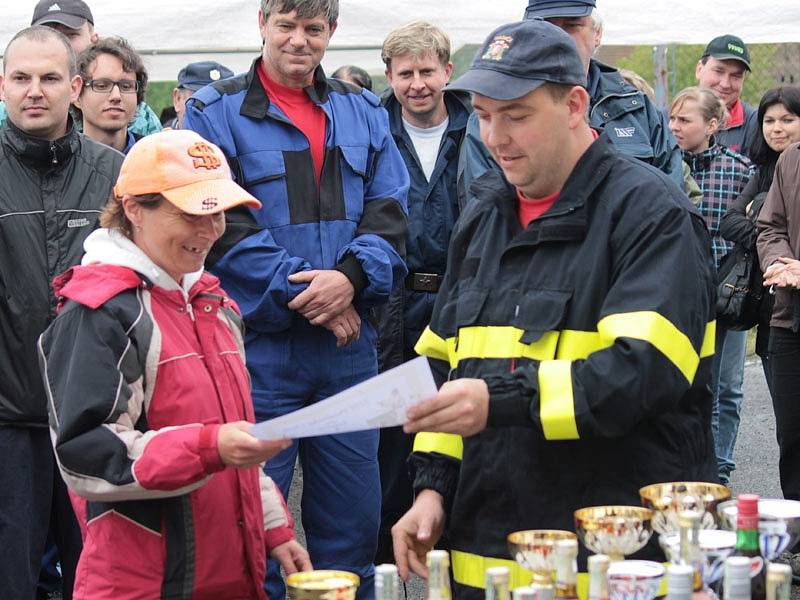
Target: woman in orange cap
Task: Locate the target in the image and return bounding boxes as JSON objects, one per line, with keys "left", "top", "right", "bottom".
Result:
{"left": 39, "top": 129, "right": 311, "bottom": 598}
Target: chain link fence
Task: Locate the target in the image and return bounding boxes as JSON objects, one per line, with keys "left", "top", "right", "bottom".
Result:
{"left": 599, "top": 42, "right": 800, "bottom": 110}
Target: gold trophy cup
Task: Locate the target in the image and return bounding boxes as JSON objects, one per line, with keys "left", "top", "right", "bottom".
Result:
{"left": 574, "top": 506, "right": 654, "bottom": 561}
{"left": 507, "top": 530, "right": 578, "bottom": 585}
{"left": 639, "top": 482, "right": 731, "bottom": 535}
{"left": 286, "top": 570, "right": 360, "bottom": 600}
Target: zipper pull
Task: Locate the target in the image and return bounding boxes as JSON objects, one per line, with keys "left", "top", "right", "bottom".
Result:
{"left": 186, "top": 303, "right": 195, "bottom": 321}
{"left": 50, "top": 142, "right": 58, "bottom": 165}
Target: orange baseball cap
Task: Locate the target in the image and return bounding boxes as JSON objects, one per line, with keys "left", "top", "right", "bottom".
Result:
{"left": 113, "top": 129, "right": 262, "bottom": 215}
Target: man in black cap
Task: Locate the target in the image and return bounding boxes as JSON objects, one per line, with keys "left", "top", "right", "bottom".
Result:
{"left": 459, "top": 0, "right": 683, "bottom": 203}
{"left": 171, "top": 61, "right": 234, "bottom": 129}
{"left": 392, "top": 18, "right": 716, "bottom": 598}
{"left": 0, "top": 0, "right": 163, "bottom": 137}
{"left": 31, "top": 0, "right": 98, "bottom": 54}
{"left": 695, "top": 34, "right": 758, "bottom": 155}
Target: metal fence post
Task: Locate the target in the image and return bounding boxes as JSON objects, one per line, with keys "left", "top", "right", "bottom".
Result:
{"left": 653, "top": 44, "right": 670, "bottom": 110}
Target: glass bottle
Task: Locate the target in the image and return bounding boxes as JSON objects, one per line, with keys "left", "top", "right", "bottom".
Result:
{"left": 426, "top": 550, "right": 452, "bottom": 600}
{"left": 765, "top": 563, "right": 791, "bottom": 600}
{"left": 666, "top": 564, "right": 694, "bottom": 600}
{"left": 554, "top": 539, "right": 578, "bottom": 600}
{"left": 587, "top": 554, "right": 610, "bottom": 600}
{"left": 485, "top": 566, "right": 510, "bottom": 600}
{"left": 730, "top": 494, "right": 766, "bottom": 600}
{"left": 375, "top": 563, "right": 400, "bottom": 600}
{"left": 677, "top": 509, "right": 704, "bottom": 591}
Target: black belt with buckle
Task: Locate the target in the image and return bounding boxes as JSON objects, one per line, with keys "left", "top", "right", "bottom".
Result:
{"left": 405, "top": 272, "right": 442, "bottom": 293}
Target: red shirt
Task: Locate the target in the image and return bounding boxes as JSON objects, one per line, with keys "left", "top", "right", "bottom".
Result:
{"left": 257, "top": 61, "right": 326, "bottom": 186}
{"left": 725, "top": 99, "right": 745, "bottom": 129}
{"left": 516, "top": 129, "right": 599, "bottom": 227}
{"left": 517, "top": 189, "right": 559, "bottom": 228}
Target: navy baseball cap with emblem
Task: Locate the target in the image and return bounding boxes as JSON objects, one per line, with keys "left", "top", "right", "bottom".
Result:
{"left": 177, "top": 61, "right": 235, "bottom": 91}
{"left": 525, "top": 0, "right": 596, "bottom": 19}
{"left": 446, "top": 19, "right": 587, "bottom": 101}
{"left": 32, "top": 0, "right": 94, "bottom": 28}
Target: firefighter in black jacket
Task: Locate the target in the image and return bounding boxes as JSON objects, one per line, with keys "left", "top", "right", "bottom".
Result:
{"left": 391, "top": 19, "right": 718, "bottom": 600}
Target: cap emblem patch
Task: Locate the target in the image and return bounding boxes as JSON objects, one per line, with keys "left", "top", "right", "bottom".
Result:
{"left": 482, "top": 35, "right": 513, "bottom": 61}
{"left": 201, "top": 197, "right": 219, "bottom": 210}
{"left": 188, "top": 142, "right": 221, "bottom": 170}
{"left": 727, "top": 42, "right": 744, "bottom": 55}
{"left": 209, "top": 69, "right": 221, "bottom": 81}
{"left": 48, "top": 3, "right": 61, "bottom": 11}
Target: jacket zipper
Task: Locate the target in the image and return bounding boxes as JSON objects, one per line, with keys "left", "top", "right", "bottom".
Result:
{"left": 50, "top": 142, "right": 58, "bottom": 165}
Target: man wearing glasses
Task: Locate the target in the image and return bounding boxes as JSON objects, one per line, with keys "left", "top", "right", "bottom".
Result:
{"left": 75, "top": 36, "right": 148, "bottom": 154}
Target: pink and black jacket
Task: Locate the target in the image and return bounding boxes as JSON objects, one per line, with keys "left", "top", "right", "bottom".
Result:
{"left": 38, "top": 229, "right": 294, "bottom": 599}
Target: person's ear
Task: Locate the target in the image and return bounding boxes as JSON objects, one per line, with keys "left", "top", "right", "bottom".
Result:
{"left": 69, "top": 75, "right": 82, "bottom": 104}
{"left": 122, "top": 196, "right": 144, "bottom": 230}
{"left": 566, "top": 86, "right": 591, "bottom": 129}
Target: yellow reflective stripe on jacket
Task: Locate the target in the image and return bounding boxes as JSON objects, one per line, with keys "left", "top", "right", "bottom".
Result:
{"left": 451, "top": 549, "right": 666, "bottom": 599}
{"left": 538, "top": 360, "right": 579, "bottom": 440}
{"left": 456, "top": 326, "right": 559, "bottom": 362}
{"left": 412, "top": 432, "right": 463, "bottom": 460}
{"left": 597, "top": 311, "right": 699, "bottom": 383}
{"left": 414, "top": 319, "right": 714, "bottom": 374}
{"left": 700, "top": 320, "right": 716, "bottom": 358}
{"left": 415, "top": 326, "right": 451, "bottom": 364}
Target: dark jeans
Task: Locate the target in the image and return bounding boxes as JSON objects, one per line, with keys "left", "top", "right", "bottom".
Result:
{"left": 0, "top": 427, "right": 81, "bottom": 600}
{"left": 768, "top": 327, "right": 800, "bottom": 501}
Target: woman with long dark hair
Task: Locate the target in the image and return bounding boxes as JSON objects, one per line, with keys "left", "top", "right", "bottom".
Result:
{"left": 721, "top": 86, "right": 800, "bottom": 393}
{"left": 756, "top": 87, "right": 800, "bottom": 503}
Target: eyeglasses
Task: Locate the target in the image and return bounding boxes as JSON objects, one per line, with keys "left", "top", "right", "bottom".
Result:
{"left": 84, "top": 78, "right": 139, "bottom": 94}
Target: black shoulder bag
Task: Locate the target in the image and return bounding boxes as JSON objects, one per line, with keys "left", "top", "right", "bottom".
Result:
{"left": 715, "top": 193, "right": 766, "bottom": 330}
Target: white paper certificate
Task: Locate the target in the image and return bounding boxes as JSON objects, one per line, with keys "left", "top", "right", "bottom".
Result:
{"left": 250, "top": 356, "right": 438, "bottom": 440}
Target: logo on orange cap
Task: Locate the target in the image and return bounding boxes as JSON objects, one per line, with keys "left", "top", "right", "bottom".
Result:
{"left": 201, "top": 197, "right": 219, "bottom": 211}
{"left": 188, "top": 142, "right": 222, "bottom": 170}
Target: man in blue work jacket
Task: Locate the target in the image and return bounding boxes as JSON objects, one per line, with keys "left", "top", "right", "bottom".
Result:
{"left": 184, "top": 1, "right": 409, "bottom": 598}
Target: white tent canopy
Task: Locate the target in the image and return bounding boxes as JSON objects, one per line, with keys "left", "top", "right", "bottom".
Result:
{"left": 2, "top": 0, "right": 799, "bottom": 80}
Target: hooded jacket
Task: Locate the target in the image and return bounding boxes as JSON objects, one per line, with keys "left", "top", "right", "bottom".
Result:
{"left": 0, "top": 118, "right": 123, "bottom": 427}
{"left": 39, "top": 229, "right": 293, "bottom": 599}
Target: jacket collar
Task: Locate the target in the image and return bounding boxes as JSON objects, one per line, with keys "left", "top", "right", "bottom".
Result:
{"left": 240, "top": 57, "right": 332, "bottom": 119}
{"left": 683, "top": 139, "right": 720, "bottom": 172}
{"left": 472, "top": 133, "right": 617, "bottom": 243}
{"left": 1, "top": 115, "right": 79, "bottom": 168}
{"left": 589, "top": 59, "right": 640, "bottom": 103}
{"left": 382, "top": 89, "right": 472, "bottom": 138}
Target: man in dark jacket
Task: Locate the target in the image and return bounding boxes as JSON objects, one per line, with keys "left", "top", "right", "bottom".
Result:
{"left": 392, "top": 19, "right": 716, "bottom": 599}
{"left": 0, "top": 26, "right": 123, "bottom": 599}
{"left": 459, "top": 0, "right": 683, "bottom": 203}
{"left": 375, "top": 20, "right": 471, "bottom": 564}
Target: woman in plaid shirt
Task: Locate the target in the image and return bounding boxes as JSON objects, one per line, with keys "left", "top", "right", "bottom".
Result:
{"left": 669, "top": 86, "right": 754, "bottom": 486}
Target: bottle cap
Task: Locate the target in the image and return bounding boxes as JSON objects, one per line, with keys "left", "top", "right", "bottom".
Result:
{"left": 513, "top": 587, "right": 537, "bottom": 600}
{"left": 588, "top": 554, "right": 610, "bottom": 573}
{"left": 666, "top": 564, "right": 694, "bottom": 595}
{"left": 556, "top": 539, "right": 579, "bottom": 557}
{"left": 677, "top": 510, "right": 701, "bottom": 528}
{"left": 427, "top": 550, "right": 450, "bottom": 567}
{"left": 737, "top": 494, "right": 760, "bottom": 516}
{"left": 724, "top": 556, "right": 753, "bottom": 598}
{"left": 767, "top": 562, "right": 792, "bottom": 582}
{"left": 486, "top": 566, "right": 510, "bottom": 585}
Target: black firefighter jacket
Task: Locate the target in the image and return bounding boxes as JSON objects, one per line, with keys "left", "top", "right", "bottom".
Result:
{"left": 411, "top": 134, "right": 718, "bottom": 598}
{"left": 0, "top": 118, "right": 123, "bottom": 426}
